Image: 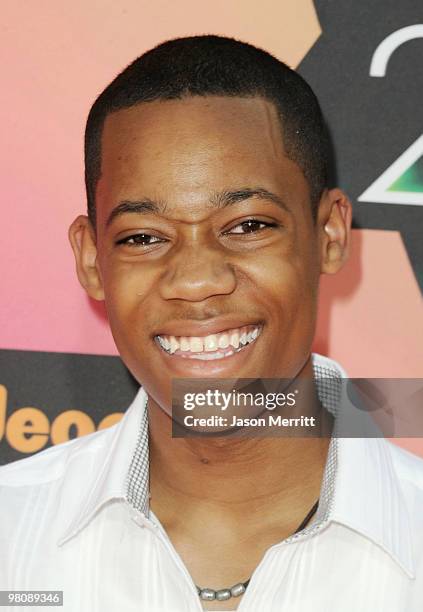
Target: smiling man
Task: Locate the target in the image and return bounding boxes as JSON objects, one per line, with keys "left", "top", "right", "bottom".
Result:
{"left": 1, "top": 35, "right": 423, "bottom": 612}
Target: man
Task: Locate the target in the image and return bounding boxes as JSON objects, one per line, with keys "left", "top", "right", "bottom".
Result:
{"left": 1, "top": 35, "right": 422, "bottom": 611}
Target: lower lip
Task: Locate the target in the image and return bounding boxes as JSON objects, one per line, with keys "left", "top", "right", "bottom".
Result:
{"left": 154, "top": 332, "right": 261, "bottom": 375}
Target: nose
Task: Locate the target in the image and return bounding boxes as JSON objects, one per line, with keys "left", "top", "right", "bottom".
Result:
{"left": 159, "top": 242, "right": 237, "bottom": 302}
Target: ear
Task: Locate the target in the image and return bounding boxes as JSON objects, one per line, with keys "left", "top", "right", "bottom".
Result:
{"left": 68, "top": 215, "right": 105, "bottom": 300}
{"left": 318, "top": 189, "right": 352, "bottom": 274}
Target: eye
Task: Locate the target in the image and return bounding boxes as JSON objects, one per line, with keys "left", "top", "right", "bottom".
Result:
{"left": 115, "top": 233, "right": 164, "bottom": 247}
{"left": 225, "top": 219, "right": 278, "bottom": 234}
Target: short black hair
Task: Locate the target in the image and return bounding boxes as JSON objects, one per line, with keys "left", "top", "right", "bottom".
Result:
{"left": 85, "top": 34, "right": 330, "bottom": 227}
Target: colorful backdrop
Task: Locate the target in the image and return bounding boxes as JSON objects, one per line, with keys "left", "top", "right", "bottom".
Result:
{"left": 1, "top": 0, "right": 422, "bottom": 464}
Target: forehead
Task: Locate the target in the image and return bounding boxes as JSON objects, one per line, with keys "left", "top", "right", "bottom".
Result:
{"left": 96, "top": 96, "right": 308, "bottom": 216}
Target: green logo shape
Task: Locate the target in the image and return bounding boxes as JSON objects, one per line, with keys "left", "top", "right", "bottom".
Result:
{"left": 359, "top": 135, "right": 423, "bottom": 206}
{"left": 388, "top": 156, "right": 423, "bottom": 193}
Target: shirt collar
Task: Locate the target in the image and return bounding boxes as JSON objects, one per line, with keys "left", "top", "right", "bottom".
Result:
{"left": 57, "top": 386, "right": 148, "bottom": 546}
{"left": 331, "top": 436, "right": 414, "bottom": 578}
{"left": 57, "top": 353, "right": 415, "bottom": 578}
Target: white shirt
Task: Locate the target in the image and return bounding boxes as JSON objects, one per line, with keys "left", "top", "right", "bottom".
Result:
{"left": 1, "top": 353, "right": 423, "bottom": 611}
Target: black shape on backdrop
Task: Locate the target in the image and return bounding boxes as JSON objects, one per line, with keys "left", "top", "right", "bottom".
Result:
{"left": 299, "top": 0, "right": 423, "bottom": 290}
{"left": 0, "top": 349, "right": 138, "bottom": 465}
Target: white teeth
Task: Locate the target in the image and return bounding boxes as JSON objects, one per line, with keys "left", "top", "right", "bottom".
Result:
{"left": 169, "top": 337, "right": 179, "bottom": 354}
{"left": 218, "top": 333, "right": 230, "bottom": 349}
{"left": 158, "top": 337, "right": 167, "bottom": 350}
{"left": 157, "top": 325, "right": 261, "bottom": 357}
{"left": 229, "top": 331, "right": 240, "bottom": 349}
{"left": 190, "top": 337, "right": 203, "bottom": 352}
{"left": 180, "top": 337, "right": 190, "bottom": 352}
{"left": 204, "top": 334, "right": 218, "bottom": 351}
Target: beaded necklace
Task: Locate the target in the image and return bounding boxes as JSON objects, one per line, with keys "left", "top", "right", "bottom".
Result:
{"left": 196, "top": 499, "right": 319, "bottom": 603}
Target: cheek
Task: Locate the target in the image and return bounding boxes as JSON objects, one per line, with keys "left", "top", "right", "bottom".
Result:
{"left": 100, "top": 262, "right": 156, "bottom": 339}
{"left": 247, "top": 246, "right": 318, "bottom": 351}
{"left": 253, "top": 253, "right": 319, "bottom": 375}
{"left": 245, "top": 247, "right": 318, "bottom": 315}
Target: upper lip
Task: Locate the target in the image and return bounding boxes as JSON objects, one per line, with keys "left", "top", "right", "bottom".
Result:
{"left": 153, "top": 317, "right": 264, "bottom": 338}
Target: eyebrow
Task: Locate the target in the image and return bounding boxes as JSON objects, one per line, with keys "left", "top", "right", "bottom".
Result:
{"left": 105, "top": 187, "right": 290, "bottom": 227}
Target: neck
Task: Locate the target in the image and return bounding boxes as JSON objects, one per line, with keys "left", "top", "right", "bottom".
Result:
{"left": 148, "top": 356, "right": 330, "bottom": 532}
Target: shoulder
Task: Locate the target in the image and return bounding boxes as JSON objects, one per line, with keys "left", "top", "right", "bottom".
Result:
{"left": 0, "top": 424, "right": 117, "bottom": 488}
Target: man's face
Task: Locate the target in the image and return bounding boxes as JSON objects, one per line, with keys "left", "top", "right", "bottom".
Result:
{"left": 75, "top": 96, "right": 347, "bottom": 412}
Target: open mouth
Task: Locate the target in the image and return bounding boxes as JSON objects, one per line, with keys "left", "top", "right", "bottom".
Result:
{"left": 154, "top": 324, "right": 262, "bottom": 361}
